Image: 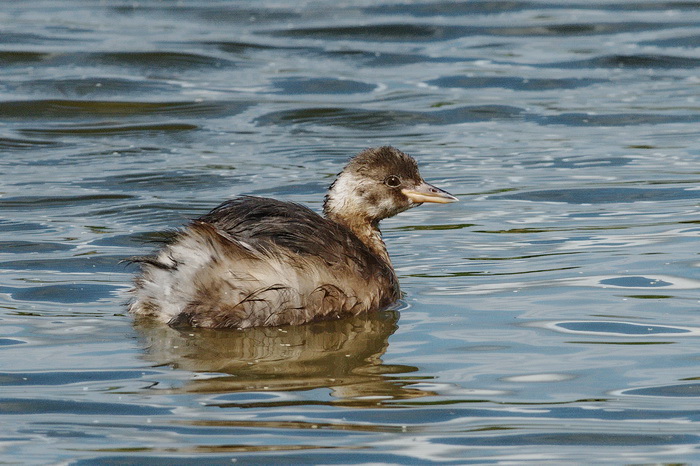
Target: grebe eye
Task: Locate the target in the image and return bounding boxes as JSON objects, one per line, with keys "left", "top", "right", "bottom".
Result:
{"left": 384, "top": 175, "right": 401, "bottom": 187}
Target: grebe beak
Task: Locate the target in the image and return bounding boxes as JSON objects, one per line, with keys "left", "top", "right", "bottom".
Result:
{"left": 402, "top": 182, "right": 458, "bottom": 204}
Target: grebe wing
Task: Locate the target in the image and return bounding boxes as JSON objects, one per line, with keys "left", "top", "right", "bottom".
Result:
{"left": 198, "top": 196, "right": 380, "bottom": 271}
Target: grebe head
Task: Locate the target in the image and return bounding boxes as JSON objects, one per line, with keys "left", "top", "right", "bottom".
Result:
{"left": 323, "top": 146, "right": 457, "bottom": 226}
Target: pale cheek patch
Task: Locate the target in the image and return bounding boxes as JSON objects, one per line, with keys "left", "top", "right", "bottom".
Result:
{"left": 325, "top": 173, "right": 359, "bottom": 211}
{"left": 327, "top": 173, "right": 379, "bottom": 216}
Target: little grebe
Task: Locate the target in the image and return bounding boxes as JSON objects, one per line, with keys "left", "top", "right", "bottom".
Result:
{"left": 129, "top": 146, "right": 457, "bottom": 328}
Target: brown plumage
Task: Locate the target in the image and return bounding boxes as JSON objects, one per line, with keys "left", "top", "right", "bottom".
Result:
{"left": 129, "top": 146, "right": 457, "bottom": 328}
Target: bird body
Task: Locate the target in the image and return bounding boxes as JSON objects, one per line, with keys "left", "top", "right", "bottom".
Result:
{"left": 129, "top": 146, "right": 456, "bottom": 328}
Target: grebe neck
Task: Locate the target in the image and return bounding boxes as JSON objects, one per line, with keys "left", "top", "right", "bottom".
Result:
{"left": 326, "top": 211, "right": 391, "bottom": 266}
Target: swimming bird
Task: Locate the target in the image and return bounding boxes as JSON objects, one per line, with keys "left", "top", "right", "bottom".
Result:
{"left": 129, "top": 146, "right": 457, "bottom": 328}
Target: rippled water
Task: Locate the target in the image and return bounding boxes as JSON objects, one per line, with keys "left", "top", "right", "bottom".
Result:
{"left": 2, "top": 0, "right": 700, "bottom": 463}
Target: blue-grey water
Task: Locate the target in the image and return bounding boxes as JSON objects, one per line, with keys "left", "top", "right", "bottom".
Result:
{"left": 2, "top": 1, "right": 700, "bottom": 463}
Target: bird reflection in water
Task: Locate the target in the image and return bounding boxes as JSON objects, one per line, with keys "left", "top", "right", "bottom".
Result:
{"left": 133, "top": 309, "right": 435, "bottom": 404}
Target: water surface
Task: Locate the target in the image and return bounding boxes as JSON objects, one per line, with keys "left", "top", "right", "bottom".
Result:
{"left": 2, "top": 0, "right": 700, "bottom": 463}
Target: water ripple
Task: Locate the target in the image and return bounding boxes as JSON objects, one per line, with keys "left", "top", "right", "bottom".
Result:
{"left": 498, "top": 187, "right": 700, "bottom": 204}
{"left": 89, "top": 51, "right": 236, "bottom": 69}
{"left": 364, "top": 1, "right": 700, "bottom": 16}
{"left": 619, "top": 383, "right": 700, "bottom": 398}
{"left": 538, "top": 320, "right": 700, "bottom": 337}
{"left": 2, "top": 283, "right": 120, "bottom": 304}
{"left": 0, "top": 51, "right": 50, "bottom": 64}
{"left": 428, "top": 76, "right": 607, "bottom": 91}
{"left": 0, "top": 137, "right": 59, "bottom": 150}
{"left": 273, "top": 22, "right": 696, "bottom": 42}
{"left": 0, "top": 194, "right": 133, "bottom": 209}
{"left": 552, "top": 54, "right": 700, "bottom": 69}
{"left": 255, "top": 105, "right": 524, "bottom": 129}
{"left": 20, "top": 122, "right": 199, "bottom": 136}
{"left": 0, "top": 398, "right": 169, "bottom": 416}
{"left": 640, "top": 34, "right": 700, "bottom": 48}
{"left": 0, "top": 100, "right": 251, "bottom": 119}
{"left": 271, "top": 77, "right": 376, "bottom": 95}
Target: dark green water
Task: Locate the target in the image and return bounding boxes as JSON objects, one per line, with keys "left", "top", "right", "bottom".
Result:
{"left": 2, "top": 1, "right": 700, "bottom": 463}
